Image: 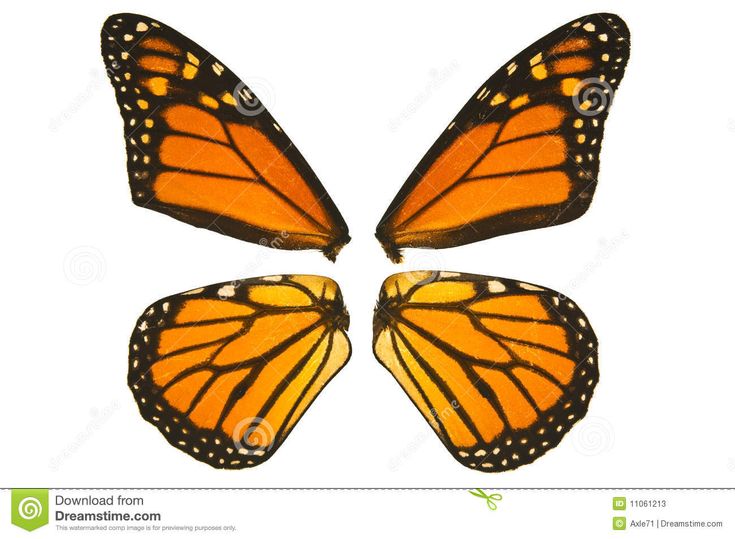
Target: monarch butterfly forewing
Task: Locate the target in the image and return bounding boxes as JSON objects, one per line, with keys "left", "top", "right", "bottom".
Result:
{"left": 101, "top": 14, "right": 350, "bottom": 260}
{"left": 373, "top": 272, "right": 597, "bottom": 471}
{"left": 376, "top": 13, "right": 630, "bottom": 262}
{"left": 129, "top": 275, "right": 351, "bottom": 468}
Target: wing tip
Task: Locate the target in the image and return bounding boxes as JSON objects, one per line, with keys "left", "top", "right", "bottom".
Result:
{"left": 588, "top": 12, "right": 630, "bottom": 42}
{"left": 101, "top": 12, "right": 137, "bottom": 34}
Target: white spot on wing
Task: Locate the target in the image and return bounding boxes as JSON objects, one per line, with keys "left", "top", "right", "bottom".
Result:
{"left": 518, "top": 282, "right": 544, "bottom": 291}
{"left": 487, "top": 280, "right": 506, "bottom": 293}
{"left": 182, "top": 287, "right": 205, "bottom": 296}
{"left": 218, "top": 284, "right": 236, "bottom": 297}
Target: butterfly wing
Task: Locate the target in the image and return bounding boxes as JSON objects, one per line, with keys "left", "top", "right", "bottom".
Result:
{"left": 373, "top": 272, "right": 597, "bottom": 471}
{"left": 101, "top": 14, "right": 350, "bottom": 260}
{"left": 129, "top": 275, "right": 351, "bottom": 468}
{"left": 376, "top": 13, "right": 630, "bottom": 262}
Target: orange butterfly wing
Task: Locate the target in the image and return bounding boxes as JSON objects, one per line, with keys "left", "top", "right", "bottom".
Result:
{"left": 129, "top": 275, "right": 351, "bottom": 468}
{"left": 373, "top": 272, "right": 597, "bottom": 471}
{"left": 102, "top": 14, "right": 350, "bottom": 260}
{"left": 376, "top": 13, "right": 630, "bottom": 261}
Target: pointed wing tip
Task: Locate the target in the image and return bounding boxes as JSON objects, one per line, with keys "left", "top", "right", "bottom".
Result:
{"left": 101, "top": 13, "right": 134, "bottom": 31}
{"left": 100, "top": 13, "right": 152, "bottom": 50}
{"left": 589, "top": 12, "right": 630, "bottom": 39}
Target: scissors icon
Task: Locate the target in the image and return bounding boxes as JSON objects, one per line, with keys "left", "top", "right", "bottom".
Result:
{"left": 468, "top": 488, "right": 503, "bottom": 510}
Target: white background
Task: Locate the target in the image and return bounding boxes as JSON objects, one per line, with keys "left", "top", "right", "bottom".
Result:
{"left": 2, "top": 0, "right": 735, "bottom": 490}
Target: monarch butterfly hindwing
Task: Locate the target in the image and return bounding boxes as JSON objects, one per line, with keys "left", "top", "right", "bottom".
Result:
{"left": 373, "top": 271, "right": 597, "bottom": 471}
{"left": 129, "top": 275, "right": 351, "bottom": 468}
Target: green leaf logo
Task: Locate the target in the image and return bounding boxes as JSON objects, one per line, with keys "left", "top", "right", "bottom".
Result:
{"left": 11, "top": 489, "right": 49, "bottom": 532}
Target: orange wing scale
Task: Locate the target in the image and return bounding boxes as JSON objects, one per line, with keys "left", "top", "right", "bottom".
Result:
{"left": 373, "top": 272, "right": 598, "bottom": 471}
{"left": 129, "top": 275, "right": 351, "bottom": 468}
